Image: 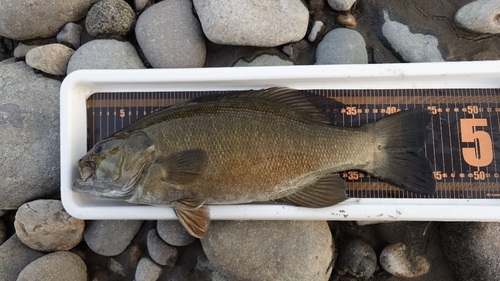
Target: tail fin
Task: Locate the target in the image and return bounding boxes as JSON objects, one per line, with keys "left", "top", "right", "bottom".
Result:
{"left": 363, "top": 109, "right": 436, "bottom": 195}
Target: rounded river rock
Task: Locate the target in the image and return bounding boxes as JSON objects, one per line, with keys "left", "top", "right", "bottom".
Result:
{"left": 201, "top": 220, "right": 334, "bottom": 281}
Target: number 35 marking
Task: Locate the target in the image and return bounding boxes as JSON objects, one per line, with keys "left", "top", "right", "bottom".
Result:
{"left": 460, "top": 119, "right": 493, "bottom": 167}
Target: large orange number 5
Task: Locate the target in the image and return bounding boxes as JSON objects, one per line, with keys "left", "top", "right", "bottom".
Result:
{"left": 460, "top": 119, "right": 493, "bottom": 167}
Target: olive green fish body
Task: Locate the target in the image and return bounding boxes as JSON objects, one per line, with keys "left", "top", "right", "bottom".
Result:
{"left": 129, "top": 103, "right": 373, "bottom": 205}
{"left": 74, "top": 87, "right": 435, "bottom": 238}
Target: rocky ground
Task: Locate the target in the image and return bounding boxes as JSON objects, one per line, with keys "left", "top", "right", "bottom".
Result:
{"left": 1, "top": 0, "right": 500, "bottom": 280}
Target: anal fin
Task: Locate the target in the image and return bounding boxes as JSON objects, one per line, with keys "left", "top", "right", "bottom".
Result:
{"left": 173, "top": 196, "right": 210, "bottom": 238}
{"left": 280, "top": 174, "right": 348, "bottom": 208}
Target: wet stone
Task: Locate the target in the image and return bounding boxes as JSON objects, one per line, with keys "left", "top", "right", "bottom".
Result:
{"left": 13, "top": 43, "right": 38, "bottom": 59}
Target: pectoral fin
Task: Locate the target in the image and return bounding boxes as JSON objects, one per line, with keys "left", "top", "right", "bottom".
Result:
{"left": 156, "top": 149, "right": 208, "bottom": 185}
{"left": 172, "top": 196, "right": 210, "bottom": 238}
{"left": 280, "top": 174, "right": 348, "bottom": 208}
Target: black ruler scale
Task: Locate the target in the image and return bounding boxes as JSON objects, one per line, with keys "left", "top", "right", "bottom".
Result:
{"left": 86, "top": 89, "right": 500, "bottom": 200}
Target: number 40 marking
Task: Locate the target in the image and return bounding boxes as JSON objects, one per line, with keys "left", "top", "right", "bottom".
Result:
{"left": 460, "top": 119, "right": 493, "bottom": 167}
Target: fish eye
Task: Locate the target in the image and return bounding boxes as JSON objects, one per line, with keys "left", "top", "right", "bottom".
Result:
{"left": 94, "top": 145, "right": 103, "bottom": 153}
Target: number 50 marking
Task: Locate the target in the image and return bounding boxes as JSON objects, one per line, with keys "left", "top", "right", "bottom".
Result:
{"left": 460, "top": 119, "right": 493, "bottom": 167}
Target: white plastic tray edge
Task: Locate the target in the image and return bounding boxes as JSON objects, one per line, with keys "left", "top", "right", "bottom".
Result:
{"left": 60, "top": 62, "right": 500, "bottom": 221}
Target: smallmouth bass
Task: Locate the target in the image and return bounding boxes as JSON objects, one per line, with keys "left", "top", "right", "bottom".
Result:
{"left": 73, "top": 87, "right": 435, "bottom": 238}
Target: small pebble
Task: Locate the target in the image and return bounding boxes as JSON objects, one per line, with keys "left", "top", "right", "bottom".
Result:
{"left": 14, "top": 199, "right": 85, "bottom": 251}
{"left": 13, "top": 43, "right": 38, "bottom": 59}
{"left": 327, "top": 0, "right": 357, "bottom": 11}
{"left": 315, "top": 28, "right": 368, "bottom": 64}
{"left": 282, "top": 45, "right": 294, "bottom": 57}
{"left": 338, "top": 13, "right": 357, "bottom": 28}
{"left": 379, "top": 243, "right": 430, "bottom": 278}
{"left": 57, "top": 23, "right": 83, "bottom": 49}
{"left": 233, "top": 54, "right": 294, "bottom": 67}
{"left": 454, "top": 0, "right": 500, "bottom": 34}
{"left": 135, "top": 257, "right": 163, "bottom": 281}
{"left": 335, "top": 238, "right": 377, "bottom": 279}
{"left": 157, "top": 220, "right": 195, "bottom": 246}
{"left": 308, "top": 20, "right": 324, "bottom": 42}
{"left": 25, "top": 43, "right": 75, "bottom": 75}
{"left": 17, "top": 251, "right": 87, "bottom": 281}
{"left": 86, "top": 0, "right": 136, "bottom": 38}
{"left": 147, "top": 229, "right": 179, "bottom": 266}
{"left": 84, "top": 220, "right": 144, "bottom": 256}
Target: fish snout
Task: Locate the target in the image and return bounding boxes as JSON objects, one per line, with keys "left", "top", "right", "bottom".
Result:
{"left": 78, "top": 160, "right": 95, "bottom": 182}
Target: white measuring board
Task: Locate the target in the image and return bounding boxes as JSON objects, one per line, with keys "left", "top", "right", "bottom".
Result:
{"left": 60, "top": 61, "right": 500, "bottom": 221}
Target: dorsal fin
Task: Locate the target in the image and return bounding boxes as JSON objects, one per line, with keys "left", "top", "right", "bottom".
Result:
{"left": 189, "top": 87, "right": 331, "bottom": 124}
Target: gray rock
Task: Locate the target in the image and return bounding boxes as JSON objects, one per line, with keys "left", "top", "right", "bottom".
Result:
{"left": 379, "top": 242, "right": 430, "bottom": 278}
{"left": 13, "top": 44, "right": 38, "bottom": 59}
{"left": 157, "top": 220, "right": 195, "bottom": 247}
{"left": 17, "top": 251, "right": 87, "bottom": 281}
{"left": 315, "top": 28, "right": 368, "bottom": 64}
{"left": 233, "top": 54, "right": 294, "bottom": 66}
{"left": 14, "top": 199, "right": 85, "bottom": 251}
{"left": 194, "top": 252, "right": 229, "bottom": 281}
{"left": 135, "top": 257, "right": 163, "bottom": 281}
{"left": 84, "top": 220, "right": 143, "bottom": 256}
{"left": 381, "top": 10, "right": 444, "bottom": 62}
{"left": 335, "top": 238, "right": 377, "bottom": 279}
{"left": 441, "top": 222, "right": 500, "bottom": 281}
{"left": 147, "top": 229, "right": 178, "bottom": 267}
{"left": 86, "top": 0, "right": 136, "bottom": 38}
{"left": 327, "top": 0, "right": 357, "bottom": 11}
{"left": 193, "top": 0, "right": 309, "bottom": 47}
{"left": 455, "top": 0, "right": 500, "bottom": 34}
{"left": 201, "top": 220, "right": 333, "bottom": 281}
{"left": 57, "top": 23, "right": 84, "bottom": 49}
{"left": 136, "top": 0, "right": 206, "bottom": 68}
{"left": 0, "top": 61, "right": 61, "bottom": 210}
{"left": 25, "top": 43, "right": 75, "bottom": 75}
{"left": 0, "top": 0, "right": 97, "bottom": 40}
{"left": 0, "top": 234, "right": 44, "bottom": 281}
{"left": 67, "top": 39, "right": 145, "bottom": 74}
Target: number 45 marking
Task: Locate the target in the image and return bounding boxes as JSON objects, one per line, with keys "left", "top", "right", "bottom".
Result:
{"left": 460, "top": 119, "right": 493, "bottom": 167}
